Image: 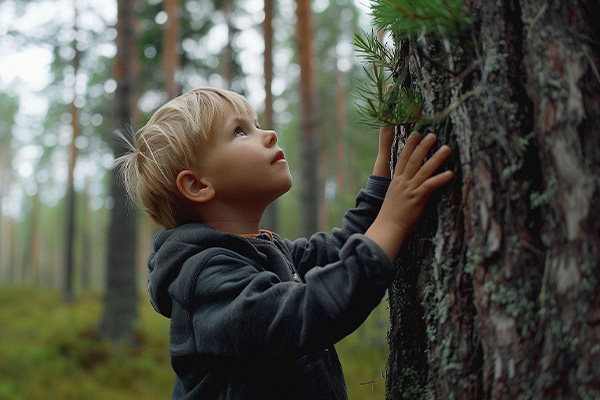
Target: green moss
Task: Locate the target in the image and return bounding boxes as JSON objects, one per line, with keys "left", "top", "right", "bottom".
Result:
{"left": 530, "top": 176, "right": 558, "bottom": 209}
{"left": 0, "top": 287, "right": 174, "bottom": 400}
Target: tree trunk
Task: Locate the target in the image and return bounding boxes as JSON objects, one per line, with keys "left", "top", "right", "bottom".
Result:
{"left": 221, "top": 0, "right": 233, "bottom": 88}
{"left": 62, "top": 0, "right": 82, "bottom": 303}
{"left": 261, "top": 0, "right": 280, "bottom": 232}
{"left": 296, "top": 0, "right": 320, "bottom": 237}
{"left": 81, "top": 176, "right": 92, "bottom": 289}
{"left": 99, "top": 0, "right": 139, "bottom": 343}
{"left": 0, "top": 93, "right": 17, "bottom": 284}
{"left": 386, "top": 1, "right": 600, "bottom": 399}
{"left": 163, "top": 0, "right": 180, "bottom": 99}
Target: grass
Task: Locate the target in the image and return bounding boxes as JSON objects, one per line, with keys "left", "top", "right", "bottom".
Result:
{"left": 0, "top": 286, "right": 389, "bottom": 399}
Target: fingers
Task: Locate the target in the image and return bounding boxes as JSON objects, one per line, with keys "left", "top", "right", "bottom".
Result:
{"left": 379, "top": 125, "right": 395, "bottom": 149}
{"left": 379, "top": 125, "right": 394, "bottom": 138}
{"left": 421, "top": 169, "right": 454, "bottom": 195}
{"left": 415, "top": 144, "right": 452, "bottom": 182}
{"left": 394, "top": 131, "right": 420, "bottom": 176}
{"left": 402, "top": 133, "right": 439, "bottom": 178}
{"left": 394, "top": 131, "right": 454, "bottom": 188}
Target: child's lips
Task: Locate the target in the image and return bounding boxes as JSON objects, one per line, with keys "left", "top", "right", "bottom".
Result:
{"left": 272, "top": 150, "right": 286, "bottom": 164}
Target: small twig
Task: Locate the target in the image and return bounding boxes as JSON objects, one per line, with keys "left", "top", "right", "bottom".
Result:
{"left": 528, "top": 3, "right": 548, "bottom": 32}
{"left": 585, "top": 49, "right": 600, "bottom": 87}
{"left": 360, "top": 366, "right": 388, "bottom": 393}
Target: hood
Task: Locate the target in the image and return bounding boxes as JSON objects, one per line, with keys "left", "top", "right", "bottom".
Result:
{"left": 147, "top": 223, "right": 271, "bottom": 318}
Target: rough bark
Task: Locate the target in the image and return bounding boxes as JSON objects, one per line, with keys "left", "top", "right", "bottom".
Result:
{"left": 386, "top": 1, "right": 600, "bottom": 399}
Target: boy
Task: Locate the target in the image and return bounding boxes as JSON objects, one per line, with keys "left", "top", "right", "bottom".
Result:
{"left": 116, "top": 87, "right": 453, "bottom": 399}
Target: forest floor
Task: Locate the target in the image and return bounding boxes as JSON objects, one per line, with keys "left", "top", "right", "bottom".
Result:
{"left": 0, "top": 286, "right": 389, "bottom": 400}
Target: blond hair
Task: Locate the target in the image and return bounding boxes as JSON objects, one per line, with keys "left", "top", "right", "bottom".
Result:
{"left": 114, "top": 87, "right": 256, "bottom": 228}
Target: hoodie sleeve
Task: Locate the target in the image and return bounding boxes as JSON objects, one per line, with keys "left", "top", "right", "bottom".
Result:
{"left": 186, "top": 233, "right": 394, "bottom": 362}
{"left": 285, "top": 175, "right": 390, "bottom": 279}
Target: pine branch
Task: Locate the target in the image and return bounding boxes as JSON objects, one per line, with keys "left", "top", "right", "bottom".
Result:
{"left": 370, "top": 0, "right": 471, "bottom": 39}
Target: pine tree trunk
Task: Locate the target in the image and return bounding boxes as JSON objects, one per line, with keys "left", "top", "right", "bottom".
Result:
{"left": 100, "top": 0, "right": 139, "bottom": 343}
{"left": 261, "top": 0, "right": 280, "bottom": 232}
{"left": 163, "top": 0, "right": 180, "bottom": 99}
{"left": 296, "top": 0, "right": 320, "bottom": 237}
{"left": 386, "top": 1, "right": 600, "bottom": 398}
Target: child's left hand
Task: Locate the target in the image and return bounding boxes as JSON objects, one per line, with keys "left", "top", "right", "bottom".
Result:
{"left": 372, "top": 125, "right": 396, "bottom": 177}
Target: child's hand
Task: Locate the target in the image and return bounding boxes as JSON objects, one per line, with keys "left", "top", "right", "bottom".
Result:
{"left": 366, "top": 132, "right": 454, "bottom": 259}
{"left": 372, "top": 125, "right": 395, "bottom": 177}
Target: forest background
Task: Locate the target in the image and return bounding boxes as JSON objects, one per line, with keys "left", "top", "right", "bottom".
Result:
{"left": 0, "top": 0, "right": 393, "bottom": 398}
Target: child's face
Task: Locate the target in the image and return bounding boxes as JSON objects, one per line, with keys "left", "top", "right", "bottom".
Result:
{"left": 200, "top": 105, "right": 293, "bottom": 205}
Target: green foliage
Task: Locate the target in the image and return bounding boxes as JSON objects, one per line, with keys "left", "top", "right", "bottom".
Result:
{"left": 354, "top": 30, "right": 424, "bottom": 129}
{"left": 0, "top": 286, "right": 389, "bottom": 400}
{"left": 371, "top": 0, "right": 471, "bottom": 38}
{"left": 353, "top": 0, "right": 471, "bottom": 128}
{"left": 336, "top": 301, "right": 390, "bottom": 399}
{"left": 0, "top": 287, "right": 173, "bottom": 400}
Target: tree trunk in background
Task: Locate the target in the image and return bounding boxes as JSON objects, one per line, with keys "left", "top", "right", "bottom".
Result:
{"left": 261, "top": 0, "right": 279, "bottom": 232}
{"left": 20, "top": 193, "right": 40, "bottom": 284}
{"left": 62, "top": 0, "right": 82, "bottom": 302}
{"left": 335, "top": 69, "right": 346, "bottom": 192}
{"left": 221, "top": 0, "right": 232, "bottom": 88}
{"left": 0, "top": 93, "right": 17, "bottom": 283}
{"left": 386, "top": 1, "right": 600, "bottom": 399}
{"left": 295, "top": 0, "right": 319, "bottom": 237}
{"left": 163, "top": 0, "right": 180, "bottom": 99}
{"left": 100, "top": 0, "right": 139, "bottom": 343}
{"left": 80, "top": 176, "right": 92, "bottom": 289}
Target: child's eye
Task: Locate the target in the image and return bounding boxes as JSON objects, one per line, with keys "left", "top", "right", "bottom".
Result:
{"left": 234, "top": 129, "right": 247, "bottom": 138}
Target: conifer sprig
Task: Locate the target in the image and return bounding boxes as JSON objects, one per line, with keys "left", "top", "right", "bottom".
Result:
{"left": 353, "top": 0, "right": 471, "bottom": 128}
{"left": 354, "top": 30, "right": 424, "bottom": 128}
{"left": 371, "top": 0, "right": 470, "bottom": 38}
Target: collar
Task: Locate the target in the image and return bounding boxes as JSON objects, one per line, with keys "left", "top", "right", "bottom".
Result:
{"left": 238, "top": 230, "right": 274, "bottom": 242}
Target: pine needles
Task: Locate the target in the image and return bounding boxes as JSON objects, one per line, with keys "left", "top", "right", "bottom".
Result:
{"left": 371, "top": 0, "right": 470, "bottom": 38}
{"left": 354, "top": 30, "right": 424, "bottom": 128}
{"left": 353, "top": 0, "right": 471, "bottom": 128}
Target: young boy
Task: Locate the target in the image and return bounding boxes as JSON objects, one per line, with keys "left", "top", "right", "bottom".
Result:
{"left": 116, "top": 87, "right": 453, "bottom": 399}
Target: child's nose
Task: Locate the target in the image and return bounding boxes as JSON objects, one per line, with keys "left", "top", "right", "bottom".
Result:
{"left": 263, "top": 130, "right": 277, "bottom": 146}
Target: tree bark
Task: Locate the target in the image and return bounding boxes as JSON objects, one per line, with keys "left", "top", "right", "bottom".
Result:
{"left": 99, "top": 0, "right": 139, "bottom": 343}
{"left": 296, "top": 0, "right": 320, "bottom": 237}
{"left": 386, "top": 1, "right": 600, "bottom": 398}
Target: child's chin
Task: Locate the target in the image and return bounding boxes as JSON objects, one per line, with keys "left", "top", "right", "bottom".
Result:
{"left": 275, "top": 180, "right": 293, "bottom": 198}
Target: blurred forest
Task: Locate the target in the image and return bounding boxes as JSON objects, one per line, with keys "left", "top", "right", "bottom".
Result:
{"left": 0, "top": 0, "right": 381, "bottom": 298}
{"left": 0, "top": 0, "right": 392, "bottom": 398}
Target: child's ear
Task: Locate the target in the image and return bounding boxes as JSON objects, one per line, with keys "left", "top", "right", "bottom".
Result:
{"left": 176, "top": 170, "right": 215, "bottom": 203}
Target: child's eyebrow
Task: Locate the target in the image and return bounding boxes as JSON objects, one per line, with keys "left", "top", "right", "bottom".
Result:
{"left": 232, "top": 115, "right": 260, "bottom": 126}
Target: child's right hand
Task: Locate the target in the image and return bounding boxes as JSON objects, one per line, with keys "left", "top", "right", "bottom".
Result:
{"left": 365, "top": 132, "right": 454, "bottom": 260}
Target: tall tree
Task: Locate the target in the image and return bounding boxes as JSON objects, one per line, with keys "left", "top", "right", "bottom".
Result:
{"left": 367, "top": 1, "right": 600, "bottom": 398}
{"left": 260, "top": 0, "right": 279, "bottom": 232}
{"left": 163, "top": 0, "right": 180, "bottom": 98}
{"left": 295, "top": 0, "right": 319, "bottom": 237}
{"left": 62, "top": 0, "right": 82, "bottom": 302}
{"left": 0, "top": 92, "right": 19, "bottom": 282}
{"left": 99, "top": 0, "right": 139, "bottom": 343}
{"left": 221, "top": 0, "right": 233, "bottom": 88}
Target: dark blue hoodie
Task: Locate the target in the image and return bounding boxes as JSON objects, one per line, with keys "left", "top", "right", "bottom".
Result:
{"left": 147, "top": 176, "right": 395, "bottom": 399}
